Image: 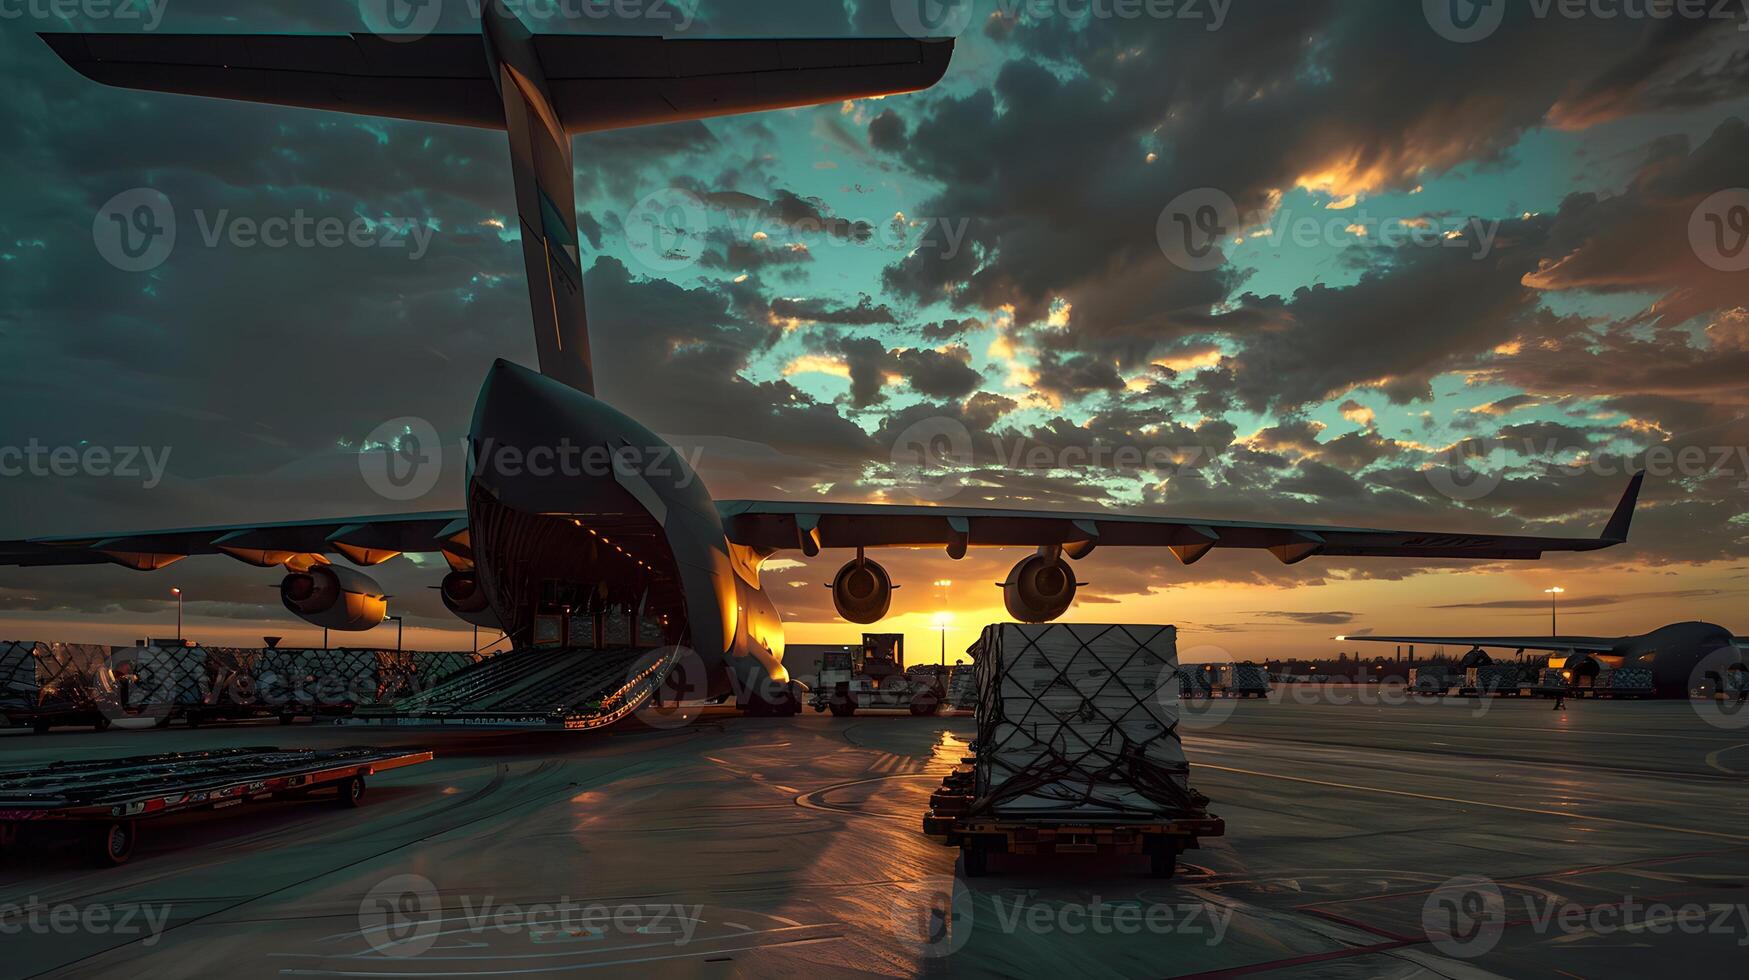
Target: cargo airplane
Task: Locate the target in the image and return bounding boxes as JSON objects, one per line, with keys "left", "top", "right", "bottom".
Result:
{"left": 1338, "top": 623, "right": 1748, "bottom": 698}
{"left": 1, "top": 3, "right": 1647, "bottom": 715}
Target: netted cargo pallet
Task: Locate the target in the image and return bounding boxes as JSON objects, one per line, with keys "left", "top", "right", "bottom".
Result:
{"left": 947, "top": 664, "right": 977, "bottom": 710}
{"left": 926, "top": 624, "right": 1221, "bottom": 878}
{"left": 1594, "top": 666, "right": 1654, "bottom": 697}
{"left": 1465, "top": 663, "right": 1526, "bottom": 695}
{"left": 1224, "top": 662, "right": 1271, "bottom": 697}
{"left": 1409, "top": 667, "right": 1452, "bottom": 693}
{"left": 1, "top": 642, "right": 114, "bottom": 724}
{"left": 1178, "top": 666, "right": 1214, "bottom": 698}
{"left": 968, "top": 623, "right": 1199, "bottom": 821}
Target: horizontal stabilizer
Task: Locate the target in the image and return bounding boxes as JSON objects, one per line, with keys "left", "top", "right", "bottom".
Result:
{"left": 39, "top": 32, "right": 954, "bottom": 133}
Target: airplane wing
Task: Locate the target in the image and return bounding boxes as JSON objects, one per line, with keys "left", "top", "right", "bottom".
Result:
{"left": 0, "top": 512, "right": 467, "bottom": 571}
{"left": 718, "top": 472, "right": 1645, "bottom": 565}
{"left": 1333, "top": 634, "right": 1620, "bottom": 654}
{"left": 38, "top": 31, "right": 954, "bottom": 134}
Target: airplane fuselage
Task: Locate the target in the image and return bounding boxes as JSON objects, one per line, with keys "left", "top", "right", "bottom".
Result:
{"left": 1547, "top": 621, "right": 1741, "bottom": 697}
{"left": 465, "top": 359, "right": 787, "bottom": 703}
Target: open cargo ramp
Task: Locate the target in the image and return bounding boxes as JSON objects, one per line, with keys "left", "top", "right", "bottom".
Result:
{"left": 346, "top": 645, "right": 678, "bottom": 729}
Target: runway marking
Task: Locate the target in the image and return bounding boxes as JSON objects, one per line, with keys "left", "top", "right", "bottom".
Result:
{"left": 1216, "top": 713, "right": 1749, "bottom": 743}
{"left": 1191, "top": 763, "right": 1749, "bottom": 842}
{"left": 278, "top": 933, "right": 845, "bottom": 975}
{"left": 794, "top": 773, "right": 942, "bottom": 815}
{"left": 1704, "top": 742, "right": 1749, "bottom": 775}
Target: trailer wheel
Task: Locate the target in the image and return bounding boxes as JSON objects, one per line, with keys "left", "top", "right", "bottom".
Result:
{"left": 1147, "top": 833, "right": 1175, "bottom": 882}
{"left": 31, "top": 719, "right": 52, "bottom": 735}
{"left": 93, "top": 716, "right": 111, "bottom": 733}
{"left": 1149, "top": 850, "right": 1177, "bottom": 878}
{"left": 278, "top": 712, "right": 296, "bottom": 726}
{"left": 185, "top": 713, "right": 202, "bottom": 729}
{"left": 91, "top": 821, "right": 137, "bottom": 867}
{"left": 335, "top": 775, "right": 366, "bottom": 808}
{"left": 962, "top": 838, "right": 989, "bottom": 878}
{"left": 828, "top": 700, "right": 856, "bottom": 718}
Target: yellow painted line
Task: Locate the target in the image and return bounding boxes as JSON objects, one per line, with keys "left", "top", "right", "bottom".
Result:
{"left": 1703, "top": 742, "right": 1749, "bottom": 775}
{"left": 1191, "top": 762, "right": 1749, "bottom": 842}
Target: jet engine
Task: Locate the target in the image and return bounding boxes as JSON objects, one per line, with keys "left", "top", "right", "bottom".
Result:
{"left": 1002, "top": 553, "right": 1077, "bottom": 623}
{"left": 280, "top": 564, "right": 387, "bottom": 631}
{"left": 440, "top": 570, "right": 500, "bottom": 628}
{"left": 831, "top": 556, "right": 893, "bottom": 624}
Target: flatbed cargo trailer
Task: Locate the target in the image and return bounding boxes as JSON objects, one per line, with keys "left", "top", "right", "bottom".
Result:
{"left": 0, "top": 746, "right": 431, "bottom": 866}
{"left": 922, "top": 768, "right": 1224, "bottom": 878}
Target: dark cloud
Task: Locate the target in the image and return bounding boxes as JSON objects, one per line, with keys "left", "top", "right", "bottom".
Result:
{"left": 868, "top": 108, "right": 909, "bottom": 153}
{"left": 771, "top": 295, "right": 898, "bottom": 326}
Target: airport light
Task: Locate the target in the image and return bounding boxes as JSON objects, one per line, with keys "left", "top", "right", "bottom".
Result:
{"left": 1544, "top": 586, "right": 1565, "bottom": 636}
{"left": 932, "top": 611, "right": 953, "bottom": 665}
{"left": 170, "top": 587, "right": 182, "bottom": 641}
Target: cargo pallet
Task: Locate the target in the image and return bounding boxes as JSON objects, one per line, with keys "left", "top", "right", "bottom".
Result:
{"left": 921, "top": 767, "right": 1224, "bottom": 878}
{"left": 0, "top": 746, "right": 431, "bottom": 867}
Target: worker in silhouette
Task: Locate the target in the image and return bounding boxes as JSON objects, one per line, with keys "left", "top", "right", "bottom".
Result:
{"left": 1552, "top": 691, "right": 1566, "bottom": 710}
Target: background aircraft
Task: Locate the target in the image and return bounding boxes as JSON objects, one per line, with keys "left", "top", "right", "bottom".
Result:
{"left": 0, "top": 3, "right": 1647, "bottom": 715}
{"left": 1338, "top": 622, "right": 1747, "bottom": 698}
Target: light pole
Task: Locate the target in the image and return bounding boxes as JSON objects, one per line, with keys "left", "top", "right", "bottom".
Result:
{"left": 171, "top": 587, "right": 183, "bottom": 642}
{"left": 934, "top": 580, "right": 953, "bottom": 665}
{"left": 1544, "top": 587, "right": 1564, "bottom": 636}
{"left": 387, "top": 615, "right": 404, "bottom": 652}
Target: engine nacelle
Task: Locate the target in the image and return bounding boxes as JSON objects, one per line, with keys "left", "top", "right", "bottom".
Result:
{"left": 1002, "top": 553, "right": 1077, "bottom": 623}
{"left": 440, "top": 570, "right": 500, "bottom": 628}
{"left": 831, "top": 557, "right": 893, "bottom": 624}
{"left": 281, "top": 564, "right": 387, "bottom": 632}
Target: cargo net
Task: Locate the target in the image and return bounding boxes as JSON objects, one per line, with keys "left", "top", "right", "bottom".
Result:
{"left": 1, "top": 642, "right": 112, "bottom": 714}
{"left": 971, "top": 623, "right": 1203, "bottom": 821}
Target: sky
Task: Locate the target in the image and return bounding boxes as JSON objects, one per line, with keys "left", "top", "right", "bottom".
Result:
{"left": 0, "top": 0, "right": 1746, "bottom": 663}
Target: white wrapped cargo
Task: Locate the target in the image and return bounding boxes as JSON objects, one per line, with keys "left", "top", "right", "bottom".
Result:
{"left": 971, "top": 623, "right": 1196, "bottom": 821}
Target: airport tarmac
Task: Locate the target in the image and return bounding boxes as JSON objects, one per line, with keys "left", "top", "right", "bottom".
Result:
{"left": 3, "top": 696, "right": 1748, "bottom": 979}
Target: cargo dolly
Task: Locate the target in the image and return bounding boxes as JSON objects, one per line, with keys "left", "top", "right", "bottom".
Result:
{"left": 922, "top": 766, "right": 1224, "bottom": 878}
{"left": 0, "top": 746, "right": 432, "bottom": 867}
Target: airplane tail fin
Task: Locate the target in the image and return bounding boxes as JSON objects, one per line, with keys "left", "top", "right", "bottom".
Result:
{"left": 1601, "top": 470, "right": 1645, "bottom": 543}
{"left": 41, "top": 9, "right": 954, "bottom": 395}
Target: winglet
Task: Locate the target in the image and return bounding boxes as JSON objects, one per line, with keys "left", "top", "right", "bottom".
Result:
{"left": 1601, "top": 470, "right": 1645, "bottom": 543}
